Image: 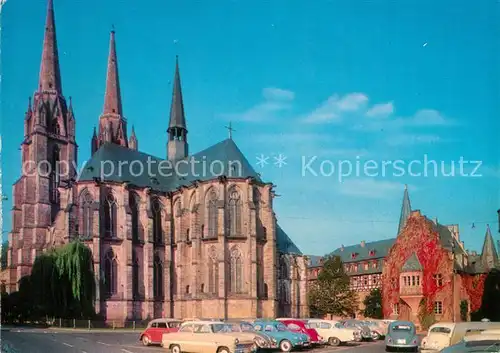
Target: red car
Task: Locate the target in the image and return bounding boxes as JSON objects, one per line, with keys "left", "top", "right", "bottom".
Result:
{"left": 139, "top": 318, "right": 182, "bottom": 346}
{"left": 277, "top": 319, "right": 324, "bottom": 345}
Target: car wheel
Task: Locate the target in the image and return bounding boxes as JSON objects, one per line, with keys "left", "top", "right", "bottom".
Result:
{"left": 385, "top": 346, "right": 391, "bottom": 352}
{"left": 372, "top": 332, "right": 380, "bottom": 340}
{"left": 280, "top": 340, "right": 292, "bottom": 352}
{"left": 171, "top": 344, "right": 182, "bottom": 353}
{"left": 141, "top": 335, "right": 151, "bottom": 346}
{"left": 328, "top": 337, "right": 340, "bottom": 346}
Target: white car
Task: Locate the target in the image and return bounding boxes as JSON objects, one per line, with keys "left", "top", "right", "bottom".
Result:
{"left": 307, "top": 319, "right": 361, "bottom": 346}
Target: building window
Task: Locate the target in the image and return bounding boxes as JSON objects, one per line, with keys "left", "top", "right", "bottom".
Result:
{"left": 206, "top": 190, "right": 218, "bottom": 238}
{"left": 433, "top": 274, "right": 443, "bottom": 287}
{"left": 364, "top": 262, "right": 369, "bottom": 270}
{"left": 372, "top": 261, "right": 377, "bottom": 269}
{"left": 364, "top": 277, "right": 368, "bottom": 286}
{"left": 393, "top": 303, "right": 399, "bottom": 315}
{"left": 200, "top": 283, "right": 205, "bottom": 293}
{"left": 208, "top": 247, "right": 218, "bottom": 294}
{"left": 152, "top": 198, "right": 162, "bottom": 244}
{"left": 186, "top": 228, "right": 190, "bottom": 242}
{"left": 434, "top": 301, "right": 443, "bottom": 314}
{"left": 153, "top": 254, "right": 163, "bottom": 299}
{"left": 132, "top": 250, "right": 139, "bottom": 299}
{"left": 103, "top": 192, "right": 117, "bottom": 238}
{"left": 80, "top": 190, "right": 93, "bottom": 239}
{"left": 230, "top": 247, "right": 243, "bottom": 293}
{"left": 130, "top": 193, "right": 140, "bottom": 242}
{"left": 185, "top": 285, "right": 190, "bottom": 294}
{"left": 403, "top": 276, "right": 408, "bottom": 287}
{"left": 104, "top": 249, "right": 118, "bottom": 297}
{"left": 280, "top": 257, "right": 289, "bottom": 279}
{"left": 416, "top": 276, "right": 420, "bottom": 286}
{"left": 227, "top": 188, "right": 242, "bottom": 236}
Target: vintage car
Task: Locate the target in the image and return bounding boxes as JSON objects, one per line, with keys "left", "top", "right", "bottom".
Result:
{"left": 139, "top": 318, "right": 182, "bottom": 346}
{"left": 384, "top": 321, "right": 418, "bottom": 352}
{"left": 420, "top": 322, "right": 500, "bottom": 353}
{"left": 363, "top": 320, "right": 387, "bottom": 340}
{"left": 341, "top": 319, "right": 373, "bottom": 341}
{"left": 253, "top": 320, "right": 309, "bottom": 352}
{"left": 223, "top": 320, "right": 277, "bottom": 349}
{"left": 307, "top": 319, "right": 361, "bottom": 346}
{"left": 439, "top": 331, "right": 500, "bottom": 353}
{"left": 276, "top": 319, "right": 324, "bottom": 345}
{"left": 161, "top": 321, "right": 256, "bottom": 353}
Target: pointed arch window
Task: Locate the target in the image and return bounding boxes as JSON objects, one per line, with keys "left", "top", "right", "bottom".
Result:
{"left": 80, "top": 191, "right": 93, "bottom": 239}
{"left": 49, "top": 146, "right": 60, "bottom": 204}
{"left": 51, "top": 119, "right": 60, "bottom": 135}
{"left": 130, "top": 193, "right": 140, "bottom": 243}
{"left": 280, "top": 282, "right": 290, "bottom": 305}
{"left": 280, "top": 257, "right": 289, "bottom": 280}
{"left": 206, "top": 190, "right": 218, "bottom": 238}
{"left": 152, "top": 198, "right": 162, "bottom": 244}
{"left": 132, "top": 250, "right": 140, "bottom": 299}
{"left": 104, "top": 249, "right": 118, "bottom": 297}
{"left": 103, "top": 192, "right": 117, "bottom": 238}
{"left": 208, "top": 247, "right": 218, "bottom": 294}
{"left": 230, "top": 247, "right": 243, "bottom": 293}
{"left": 153, "top": 254, "right": 164, "bottom": 299}
{"left": 228, "top": 189, "right": 242, "bottom": 236}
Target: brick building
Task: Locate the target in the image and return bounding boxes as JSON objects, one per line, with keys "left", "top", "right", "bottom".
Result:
{"left": 6, "top": 0, "right": 309, "bottom": 323}
{"left": 308, "top": 186, "right": 499, "bottom": 325}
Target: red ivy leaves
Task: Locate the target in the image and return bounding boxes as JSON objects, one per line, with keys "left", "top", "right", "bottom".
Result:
{"left": 382, "top": 214, "right": 453, "bottom": 317}
{"left": 462, "top": 275, "right": 486, "bottom": 312}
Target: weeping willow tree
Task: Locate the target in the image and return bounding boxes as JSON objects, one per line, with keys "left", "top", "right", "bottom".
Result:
{"left": 27, "top": 241, "right": 96, "bottom": 319}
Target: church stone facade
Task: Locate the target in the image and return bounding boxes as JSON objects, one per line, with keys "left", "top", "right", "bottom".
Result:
{"left": 6, "top": 0, "right": 308, "bottom": 323}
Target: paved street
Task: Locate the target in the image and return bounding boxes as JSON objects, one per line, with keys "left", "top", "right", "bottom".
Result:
{"left": 1, "top": 328, "right": 387, "bottom": 353}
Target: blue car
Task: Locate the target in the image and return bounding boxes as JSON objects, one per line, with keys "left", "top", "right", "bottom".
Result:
{"left": 385, "top": 321, "right": 419, "bottom": 352}
{"left": 253, "top": 320, "right": 309, "bottom": 352}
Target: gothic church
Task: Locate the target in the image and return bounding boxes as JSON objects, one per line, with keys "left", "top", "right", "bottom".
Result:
{"left": 6, "top": 0, "right": 308, "bottom": 323}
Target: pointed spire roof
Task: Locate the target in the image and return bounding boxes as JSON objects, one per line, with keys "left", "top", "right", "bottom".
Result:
{"left": 103, "top": 29, "right": 123, "bottom": 116}
{"left": 480, "top": 225, "right": 499, "bottom": 269}
{"left": 402, "top": 252, "right": 422, "bottom": 272}
{"left": 168, "top": 56, "right": 187, "bottom": 129}
{"left": 397, "top": 184, "right": 412, "bottom": 235}
{"left": 39, "top": 0, "right": 62, "bottom": 92}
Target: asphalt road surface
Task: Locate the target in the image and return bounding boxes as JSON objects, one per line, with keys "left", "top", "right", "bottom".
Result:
{"left": 1, "top": 328, "right": 388, "bottom": 353}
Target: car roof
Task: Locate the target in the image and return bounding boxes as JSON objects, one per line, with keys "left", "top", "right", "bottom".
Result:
{"left": 181, "top": 320, "right": 224, "bottom": 325}
{"left": 465, "top": 334, "right": 500, "bottom": 342}
{"left": 254, "top": 320, "right": 280, "bottom": 324}
{"left": 390, "top": 321, "right": 414, "bottom": 326}
{"left": 151, "top": 318, "right": 182, "bottom": 323}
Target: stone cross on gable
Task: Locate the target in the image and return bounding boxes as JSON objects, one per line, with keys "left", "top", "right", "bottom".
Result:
{"left": 225, "top": 122, "right": 236, "bottom": 139}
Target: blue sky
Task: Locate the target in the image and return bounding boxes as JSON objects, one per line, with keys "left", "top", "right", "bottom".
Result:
{"left": 1, "top": 0, "right": 499, "bottom": 255}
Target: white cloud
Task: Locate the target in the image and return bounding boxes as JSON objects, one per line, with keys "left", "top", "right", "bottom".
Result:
{"left": 366, "top": 102, "right": 394, "bottom": 118}
{"left": 384, "top": 134, "right": 441, "bottom": 146}
{"left": 337, "top": 179, "right": 408, "bottom": 198}
{"left": 220, "top": 87, "right": 294, "bottom": 122}
{"left": 262, "top": 87, "right": 295, "bottom": 101}
{"left": 302, "top": 93, "right": 368, "bottom": 123}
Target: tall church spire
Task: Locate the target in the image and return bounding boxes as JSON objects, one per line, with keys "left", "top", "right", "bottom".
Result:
{"left": 93, "top": 29, "right": 128, "bottom": 153}
{"left": 167, "top": 56, "right": 188, "bottom": 160}
{"left": 39, "top": 0, "right": 62, "bottom": 92}
{"left": 397, "top": 184, "right": 412, "bottom": 235}
{"left": 480, "top": 225, "right": 499, "bottom": 270}
{"left": 103, "top": 29, "right": 123, "bottom": 116}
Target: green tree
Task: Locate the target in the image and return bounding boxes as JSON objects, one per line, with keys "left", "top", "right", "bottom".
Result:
{"left": 477, "top": 269, "right": 500, "bottom": 321}
{"left": 460, "top": 300, "right": 468, "bottom": 321}
{"left": 1, "top": 240, "right": 8, "bottom": 270}
{"left": 418, "top": 298, "right": 436, "bottom": 331}
{"left": 363, "top": 288, "right": 383, "bottom": 319}
{"left": 308, "top": 255, "right": 358, "bottom": 317}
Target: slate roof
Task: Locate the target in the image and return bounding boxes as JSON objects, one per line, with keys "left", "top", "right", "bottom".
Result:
{"left": 401, "top": 252, "right": 422, "bottom": 272}
{"left": 328, "top": 238, "right": 396, "bottom": 264}
{"left": 308, "top": 255, "right": 323, "bottom": 268}
{"left": 398, "top": 185, "right": 411, "bottom": 235}
{"left": 78, "top": 139, "right": 301, "bottom": 255}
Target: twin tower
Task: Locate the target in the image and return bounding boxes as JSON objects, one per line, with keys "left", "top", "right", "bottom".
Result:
{"left": 33, "top": 0, "right": 189, "bottom": 167}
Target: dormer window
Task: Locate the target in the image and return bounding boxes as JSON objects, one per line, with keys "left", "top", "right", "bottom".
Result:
{"left": 351, "top": 252, "right": 357, "bottom": 259}
{"left": 369, "top": 249, "right": 376, "bottom": 256}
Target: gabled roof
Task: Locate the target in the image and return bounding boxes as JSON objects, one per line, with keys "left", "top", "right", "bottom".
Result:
{"left": 398, "top": 185, "right": 412, "bottom": 235}
{"left": 276, "top": 224, "right": 302, "bottom": 255}
{"left": 328, "top": 238, "right": 396, "bottom": 264}
{"left": 480, "top": 226, "right": 499, "bottom": 269}
{"left": 78, "top": 138, "right": 262, "bottom": 189}
{"left": 401, "top": 252, "right": 422, "bottom": 272}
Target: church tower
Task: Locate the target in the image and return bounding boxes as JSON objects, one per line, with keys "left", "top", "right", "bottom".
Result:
{"left": 92, "top": 29, "right": 129, "bottom": 154}
{"left": 397, "top": 184, "right": 412, "bottom": 235}
{"left": 167, "top": 56, "right": 188, "bottom": 161}
{"left": 8, "top": 0, "right": 77, "bottom": 289}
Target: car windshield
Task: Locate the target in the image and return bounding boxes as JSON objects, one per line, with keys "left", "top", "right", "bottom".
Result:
{"left": 240, "top": 323, "right": 255, "bottom": 332}
{"left": 465, "top": 341, "right": 500, "bottom": 352}
{"left": 211, "top": 324, "right": 232, "bottom": 333}
{"left": 304, "top": 323, "right": 311, "bottom": 329}
{"left": 277, "top": 323, "right": 288, "bottom": 332}
{"left": 392, "top": 325, "right": 413, "bottom": 332}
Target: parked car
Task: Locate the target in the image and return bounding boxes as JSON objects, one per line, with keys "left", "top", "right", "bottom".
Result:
{"left": 363, "top": 320, "right": 387, "bottom": 340}
{"left": 276, "top": 319, "right": 324, "bottom": 345}
{"left": 307, "top": 319, "right": 361, "bottom": 346}
{"left": 439, "top": 331, "right": 500, "bottom": 353}
{"left": 223, "top": 320, "right": 277, "bottom": 349}
{"left": 161, "top": 320, "right": 255, "bottom": 353}
{"left": 341, "top": 319, "right": 373, "bottom": 341}
{"left": 421, "top": 322, "right": 500, "bottom": 353}
{"left": 384, "top": 321, "right": 418, "bottom": 352}
{"left": 253, "top": 320, "right": 309, "bottom": 352}
{"left": 139, "top": 318, "right": 182, "bottom": 346}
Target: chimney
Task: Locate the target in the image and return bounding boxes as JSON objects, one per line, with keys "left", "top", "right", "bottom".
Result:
{"left": 340, "top": 245, "right": 344, "bottom": 252}
{"left": 360, "top": 240, "right": 366, "bottom": 247}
